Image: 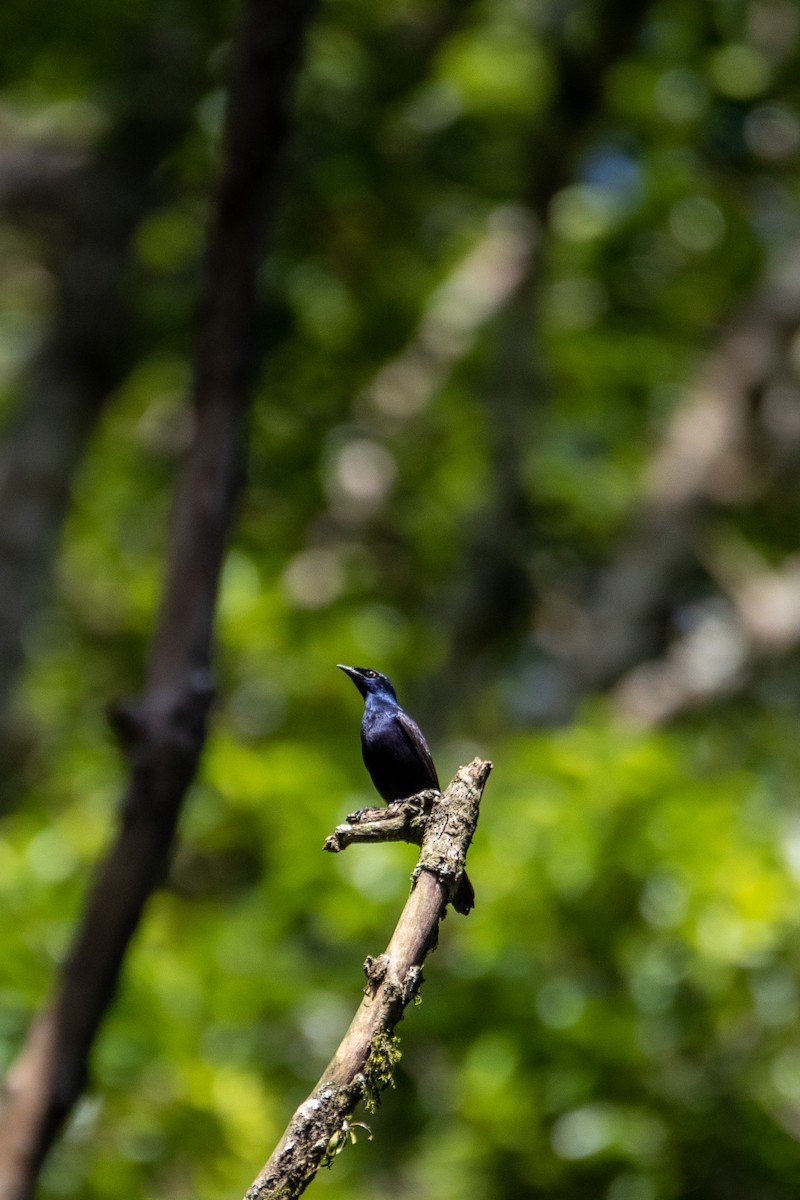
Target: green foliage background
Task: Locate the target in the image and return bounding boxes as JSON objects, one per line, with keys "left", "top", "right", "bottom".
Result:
{"left": 2, "top": 1, "right": 800, "bottom": 1198}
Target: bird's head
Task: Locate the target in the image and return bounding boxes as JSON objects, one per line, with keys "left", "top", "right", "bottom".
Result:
{"left": 337, "top": 664, "right": 398, "bottom": 701}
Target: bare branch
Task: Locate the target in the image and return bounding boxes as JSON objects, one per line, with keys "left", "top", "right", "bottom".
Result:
{"left": 0, "top": 3, "right": 316, "bottom": 1197}
{"left": 245, "top": 758, "right": 491, "bottom": 1200}
{"left": 323, "top": 791, "right": 437, "bottom": 851}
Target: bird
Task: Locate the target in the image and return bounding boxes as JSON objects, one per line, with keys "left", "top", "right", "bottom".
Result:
{"left": 337, "top": 664, "right": 474, "bottom": 915}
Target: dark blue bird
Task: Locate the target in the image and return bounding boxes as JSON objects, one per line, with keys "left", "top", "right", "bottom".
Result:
{"left": 338, "top": 664, "right": 474, "bottom": 915}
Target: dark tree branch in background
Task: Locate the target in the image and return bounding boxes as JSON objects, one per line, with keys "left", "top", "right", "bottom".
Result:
{"left": 424, "top": 0, "right": 656, "bottom": 724}
{"left": 245, "top": 759, "right": 491, "bottom": 1200}
{"left": 612, "top": 542, "right": 800, "bottom": 725}
{"left": 526, "top": 0, "right": 657, "bottom": 212}
{"left": 0, "top": 146, "right": 85, "bottom": 213}
{"left": 540, "top": 237, "right": 800, "bottom": 723}
{"left": 0, "top": 3, "right": 316, "bottom": 1197}
{"left": 0, "top": 35, "right": 207, "bottom": 777}
{"left": 427, "top": 269, "right": 543, "bottom": 716}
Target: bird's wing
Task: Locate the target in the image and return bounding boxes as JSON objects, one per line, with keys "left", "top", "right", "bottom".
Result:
{"left": 394, "top": 710, "right": 440, "bottom": 791}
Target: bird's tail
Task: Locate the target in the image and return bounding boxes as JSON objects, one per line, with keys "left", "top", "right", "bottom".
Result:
{"left": 453, "top": 871, "right": 475, "bottom": 916}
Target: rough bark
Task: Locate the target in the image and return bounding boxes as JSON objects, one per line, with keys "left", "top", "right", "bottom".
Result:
{"left": 245, "top": 759, "right": 491, "bottom": 1200}
{"left": 0, "top": 3, "right": 316, "bottom": 1197}
{"left": 323, "top": 789, "right": 436, "bottom": 850}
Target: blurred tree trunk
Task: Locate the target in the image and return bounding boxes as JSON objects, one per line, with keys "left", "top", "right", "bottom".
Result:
{"left": 0, "top": 2, "right": 316, "bottom": 1197}
{"left": 0, "top": 37, "right": 207, "bottom": 781}
{"left": 424, "top": 0, "right": 656, "bottom": 725}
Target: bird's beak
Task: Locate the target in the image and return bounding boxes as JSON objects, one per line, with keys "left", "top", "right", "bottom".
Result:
{"left": 337, "top": 663, "right": 366, "bottom": 695}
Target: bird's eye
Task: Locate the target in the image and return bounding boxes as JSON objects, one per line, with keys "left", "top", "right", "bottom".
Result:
{"left": 367, "top": 670, "right": 377, "bottom": 677}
